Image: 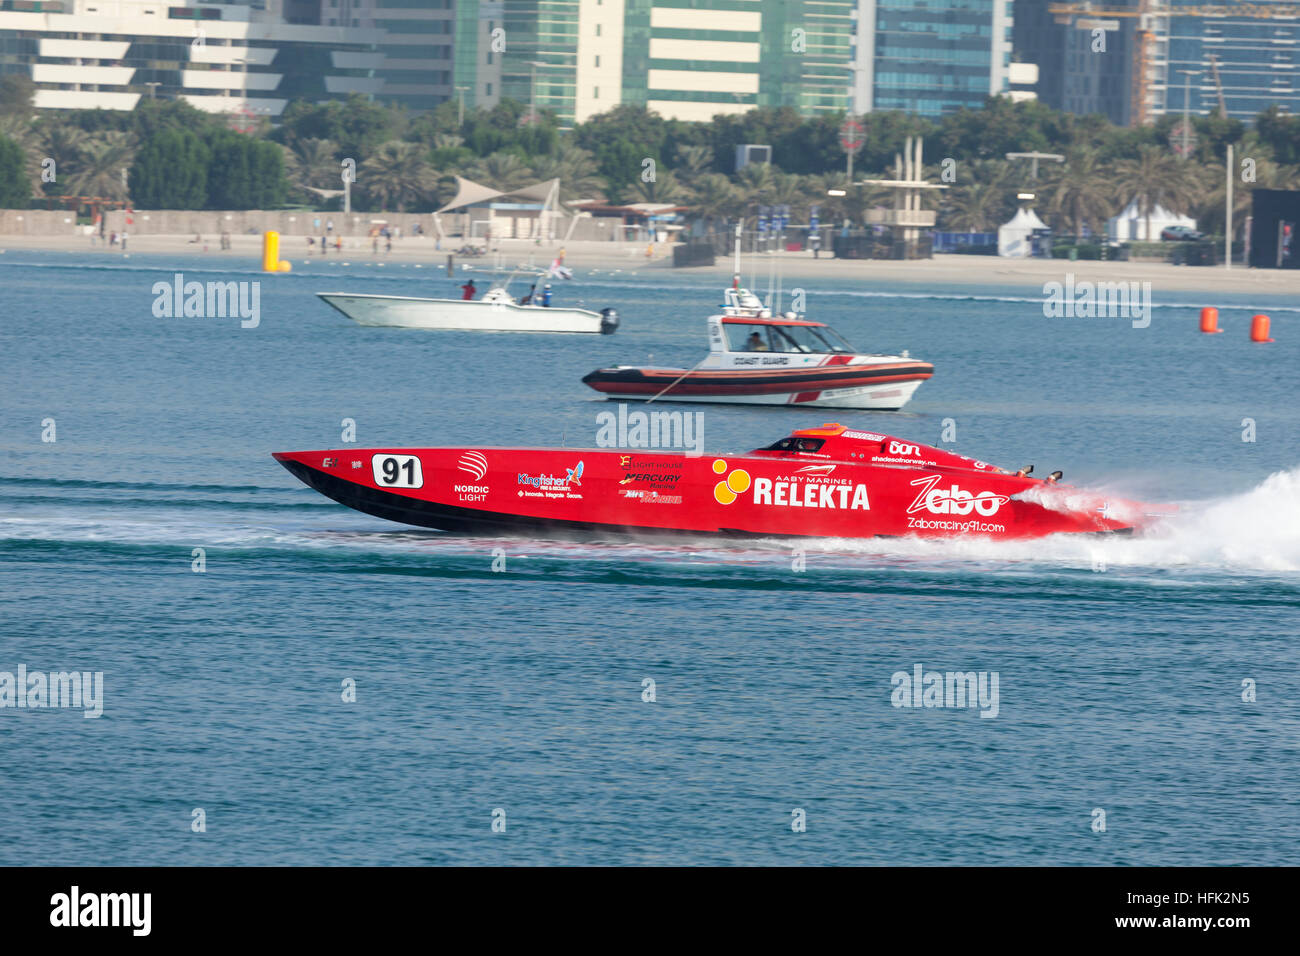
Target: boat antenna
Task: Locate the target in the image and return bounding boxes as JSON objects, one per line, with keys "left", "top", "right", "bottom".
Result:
{"left": 766, "top": 242, "right": 775, "bottom": 313}
{"left": 733, "top": 221, "right": 741, "bottom": 287}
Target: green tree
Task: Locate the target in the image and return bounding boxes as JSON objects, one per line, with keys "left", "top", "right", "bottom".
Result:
{"left": 0, "top": 134, "right": 30, "bottom": 207}
{"left": 0, "top": 75, "right": 35, "bottom": 116}
{"left": 204, "top": 130, "right": 287, "bottom": 209}
{"left": 129, "top": 129, "right": 209, "bottom": 208}
{"left": 1255, "top": 105, "right": 1300, "bottom": 166}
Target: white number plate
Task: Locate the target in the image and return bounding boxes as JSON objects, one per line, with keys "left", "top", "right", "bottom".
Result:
{"left": 371, "top": 454, "right": 423, "bottom": 489}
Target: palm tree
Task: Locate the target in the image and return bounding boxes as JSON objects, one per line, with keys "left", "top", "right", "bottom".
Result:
{"left": 767, "top": 171, "right": 804, "bottom": 214}
{"left": 942, "top": 180, "right": 1006, "bottom": 233}
{"left": 674, "top": 143, "right": 713, "bottom": 184}
{"left": 1114, "top": 145, "right": 1199, "bottom": 241}
{"left": 629, "top": 167, "right": 686, "bottom": 204}
{"left": 285, "top": 137, "right": 341, "bottom": 190}
{"left": 69, "top": 131, "right": 136, "bottom": 201}
{"left": 686, "top": 172, "right": 739, "bottom": 224}
{"left": 463, "top": 151, "right": 534, "bottom": 191}
{"left": 1041, "top": 148, "right": 1117, "bottom": 239}
{"left": 31, "top": 122, "right": 88, "bottom": 196}
{"left": 527, "top": 142, "right": 605, "bottom": 202}
{"left": 735, "top": 161, "right": 774, "bottom": 205}
{"left": 359, "top": 140, "right": 435, "bottom": 211}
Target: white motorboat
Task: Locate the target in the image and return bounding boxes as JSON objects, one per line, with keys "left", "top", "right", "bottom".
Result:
{"left": 317, "top": 271, "right": 618, "bottom": 334}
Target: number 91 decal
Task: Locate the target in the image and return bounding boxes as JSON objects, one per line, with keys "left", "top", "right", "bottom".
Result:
{"left": 371, "top": 454, "right": 423, "bottom": 489}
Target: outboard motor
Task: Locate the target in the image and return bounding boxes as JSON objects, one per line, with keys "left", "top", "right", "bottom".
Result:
{"left": 599, "top": 307, "right": 619, "bottom": 335}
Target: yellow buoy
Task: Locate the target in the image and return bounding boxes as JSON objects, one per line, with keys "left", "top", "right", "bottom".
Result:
{"left": 262, "top": 230, "right": 280, "bottom": 272}
{"left": 278, "top": 260, "right": 292, "bottom": 272}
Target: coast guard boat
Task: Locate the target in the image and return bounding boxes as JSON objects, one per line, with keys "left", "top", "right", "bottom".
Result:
{"left": 273, "top": 423, "right": 1165, "bottom": 540}
{"left": 581, "top": 286, "right": 931, "bottom": 409}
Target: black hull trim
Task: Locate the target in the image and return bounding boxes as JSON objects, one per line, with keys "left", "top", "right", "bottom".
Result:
{"left": 582, "top": 362, "right": 934, "bottom": 393}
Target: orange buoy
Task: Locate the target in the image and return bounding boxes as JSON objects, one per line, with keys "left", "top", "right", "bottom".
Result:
{"left": 1250, "top": 314, "right": 1274, "bottom": 343}
{"left": 1199, "top": 307, "right": 1222, "bottom": 334}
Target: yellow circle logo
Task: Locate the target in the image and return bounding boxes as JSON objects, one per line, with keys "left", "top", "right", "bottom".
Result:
{"left": 712, "top": 461, "right": 751, "bottom": 505}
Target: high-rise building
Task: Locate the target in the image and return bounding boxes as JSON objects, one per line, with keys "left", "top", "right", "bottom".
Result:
{"left": 344, "top": 0, "right": 456, "bottom": 113}
{"left": 0, "top": 0, "right": 386, "bottom": 117}
{"left": 1019, "top": 0, "right": 1300, "bottom": 128}
{"left": 450, "top": 0, "right": 865, "bottom": 127}
{"left": 1163, "top": 1, "right": 1300, "bottom": 123}
{"left": 867, "top": 0, "right": 1015, "bottom": 116}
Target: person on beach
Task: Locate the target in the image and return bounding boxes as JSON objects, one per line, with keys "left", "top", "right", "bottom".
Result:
{"left": 320, "top": 234, "right": 327, "bottom": 254}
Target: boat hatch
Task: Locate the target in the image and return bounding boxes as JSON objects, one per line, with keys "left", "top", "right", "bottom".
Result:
{"left": 723, "top": 322, "right": 855, "bottom": 354}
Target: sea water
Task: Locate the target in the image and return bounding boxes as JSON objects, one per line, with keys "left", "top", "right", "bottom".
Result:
{"left": 1, "top": 250, "right": 1297, "bottom": 865}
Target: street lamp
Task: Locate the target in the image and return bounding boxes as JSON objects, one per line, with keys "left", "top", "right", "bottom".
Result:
{"left": 1178, "top": 70, "right": 1200, "bottom": 159}
{"left": 1005, "top": 152, "right": 1064, "bottom": 180}
{"left": 144, "top": 81, "right": 161, "bottom": 100}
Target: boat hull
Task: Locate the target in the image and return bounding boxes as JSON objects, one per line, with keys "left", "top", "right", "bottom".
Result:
{"left": 582, "top": 362, "right": 933, "bottom": 409}
{"left": 317, "top": 293, "right": 613, "bottom": 333}
{"left": 273, "top": 445, "right": 1142, "bottom": 540}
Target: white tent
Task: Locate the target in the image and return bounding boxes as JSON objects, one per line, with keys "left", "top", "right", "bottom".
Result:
{"left": 434, "top": 176, "right": 562, "bottom": 240}
{"left": 1107, "top": 199, "right": 1196, "bottom": 241}
{"left": 997, "top": 207, "right": 1048, "bottom": 258}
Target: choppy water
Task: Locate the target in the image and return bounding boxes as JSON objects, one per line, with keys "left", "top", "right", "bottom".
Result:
{"left": 1, "top": 249, "right": 1297, "bottom": 865}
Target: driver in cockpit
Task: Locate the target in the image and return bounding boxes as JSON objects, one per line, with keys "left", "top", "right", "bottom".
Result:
{"left": 746, "top": 331, "right": 768, "bottom": 351}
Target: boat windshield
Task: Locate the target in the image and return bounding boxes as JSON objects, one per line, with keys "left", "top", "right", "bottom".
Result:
{"left": 762, "top": 437, "right": 826, "bottom": 452}
{"left": 726, "top": 323, "right": 855, "bottom": 354}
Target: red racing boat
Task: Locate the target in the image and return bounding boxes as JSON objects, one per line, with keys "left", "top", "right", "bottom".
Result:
{"left": 273, "top": 423, "right": 1162, "bottom": 540}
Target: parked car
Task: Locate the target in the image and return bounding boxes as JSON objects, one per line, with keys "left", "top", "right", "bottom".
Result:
{"left": 1160, "top": 225, "right": 1204, "bottom": 241}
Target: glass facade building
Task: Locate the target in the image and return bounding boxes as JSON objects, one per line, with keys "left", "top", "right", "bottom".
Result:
{"left": 1164, "top": 1, "right": 1300, "bottom": 123}
{"left": 870, "top": 0, "right": 1013, "bottom": 116}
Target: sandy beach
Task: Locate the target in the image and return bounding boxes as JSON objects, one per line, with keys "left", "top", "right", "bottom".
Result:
{"left": 3, "top": 231, "right": 1299, "bottom": 296}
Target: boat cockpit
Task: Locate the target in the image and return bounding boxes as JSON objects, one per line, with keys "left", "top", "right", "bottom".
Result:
{"left": 723, "top": 321, "right": 856, "bottom": 355}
